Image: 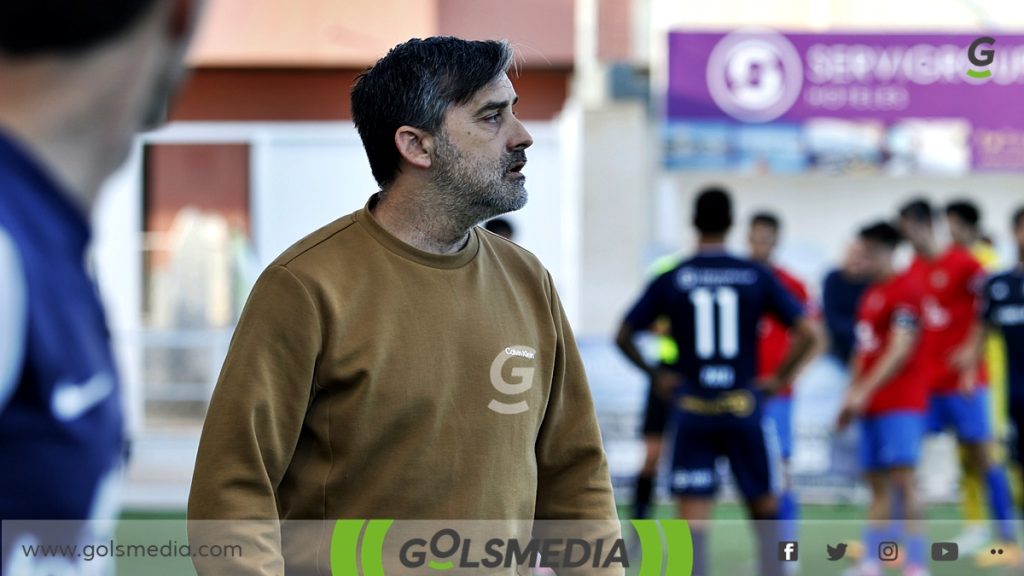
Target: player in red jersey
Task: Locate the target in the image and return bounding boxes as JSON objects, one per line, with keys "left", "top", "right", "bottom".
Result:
{"left": 838, "top": 222, "right": 931, "bottom": 576}
{"left": 898, "top": 199, "right": 1018, "bottom": 565}
{"left": 748, "top": 212, "right": 820, "bottom": 559}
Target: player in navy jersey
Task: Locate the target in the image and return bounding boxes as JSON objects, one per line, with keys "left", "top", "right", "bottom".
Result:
{"left": 974, "top": 206, "right": 1024, "bottom": 550}
{"left": 0, "top": 1, "right": 201, "bottom": 573}
{"left": 617, "top": 187, "right": 819, "bottom": 576}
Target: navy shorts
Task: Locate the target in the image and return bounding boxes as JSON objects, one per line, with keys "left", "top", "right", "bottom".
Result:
{"left": 642, "top": 376, "right": 671, "bottom": 436}
{"left": 669, "top": 402, "right": 782, "bottom": 501}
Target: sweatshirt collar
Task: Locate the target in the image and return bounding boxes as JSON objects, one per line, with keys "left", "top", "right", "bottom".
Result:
{"left": 355, "top": 194, "right": 480, "bottom": 270}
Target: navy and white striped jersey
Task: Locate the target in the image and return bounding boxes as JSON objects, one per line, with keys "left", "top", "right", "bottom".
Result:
{"left": 0, "top": 130, "right": 123, "bottom": 521}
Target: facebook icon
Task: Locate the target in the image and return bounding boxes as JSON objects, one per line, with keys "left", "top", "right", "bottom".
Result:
{"left": 778, "top": 542, "right": 799, "bottom": 562}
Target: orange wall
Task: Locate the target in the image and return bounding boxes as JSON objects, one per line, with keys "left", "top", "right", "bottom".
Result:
{"left": 174, "top": 0, "right": 623, "bottom": 123}
{"left": 437, "top": 0, "right": 575, "bottom": 67}
{"left": 171, "top": 69, "right": 358, "bottom": 121}
{"left": 144, "top": 144, "right": 250, "bottom": 271}
{"left": 145, "top": 144, "right": 250, "bottom": 235}
{"left": 187, "top": 0, "right": 598, "bottom": 68}
{"left": 170, "top": 67, "right": 570, "bottom": 122}
{"left": 598, "top": 0, "right": 632, "bottom": 61}
{"left": 187, "top": 0, "right": 436, "bottom": 67}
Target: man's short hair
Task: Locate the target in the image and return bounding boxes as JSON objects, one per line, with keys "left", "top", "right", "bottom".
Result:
{"left": 858, "top": 221, "right": 903, "bottom": 250}
{"left": 351, "top": 36, "right": 515, "bottom": 188}
{"left": 1014, "top": 206, "right": 1024, "bottom": 229}
{"left": 898, "top": 198, "right": 934, "bottom": 224}
{"left": 946, "top": 200, "right": 981, "bottom": 228}
{"left": 750, "top": 211, "right": 780, "bottom": 232}
{"left": 693, "top": 186, "right": 733, "bottom": 235}
{"left": 0, "top": 0, "right": 160, "bottom": 56}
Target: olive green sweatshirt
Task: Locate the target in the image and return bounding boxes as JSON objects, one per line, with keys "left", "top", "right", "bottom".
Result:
{"left": 187, "top": 197, "right": 617, "bottom": 573}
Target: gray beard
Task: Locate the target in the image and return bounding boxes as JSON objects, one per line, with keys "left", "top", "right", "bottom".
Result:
{"left": 430, "top": 134, "right": 527, "bottom": 230}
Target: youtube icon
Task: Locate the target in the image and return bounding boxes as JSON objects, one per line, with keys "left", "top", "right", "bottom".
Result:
{"left": 931, "top": 542, "right": 959, "bottom": 562}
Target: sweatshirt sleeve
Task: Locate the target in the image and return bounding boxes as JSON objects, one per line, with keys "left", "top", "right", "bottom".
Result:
{"left": 188, "top": 264, "right": 322, "bottom": 574}
{"left": 532, "top": 273, "right": 623, "bottom": 575}
{"left": 534, "top": 272, "right": 617, "bottom": 520}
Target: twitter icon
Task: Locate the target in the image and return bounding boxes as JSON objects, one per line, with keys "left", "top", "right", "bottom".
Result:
{"left": 826, "top": 543, "right": 848, "bottom": 561}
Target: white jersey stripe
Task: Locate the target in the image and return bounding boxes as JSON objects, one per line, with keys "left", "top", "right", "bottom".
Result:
{"left": 0, "top": 227, "right": 27, "bottom": 412}
{"left": 762, "top": 416, "right": 785, "bottom": 494}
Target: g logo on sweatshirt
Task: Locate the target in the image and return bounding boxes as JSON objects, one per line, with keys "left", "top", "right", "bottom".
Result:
{"left": 488, "top": 346, "right": 537, "bottom": 415}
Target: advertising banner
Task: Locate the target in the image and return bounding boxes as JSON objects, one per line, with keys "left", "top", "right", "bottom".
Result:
{"left": 666, "top": 30, "right": 1024, "bottom": 172}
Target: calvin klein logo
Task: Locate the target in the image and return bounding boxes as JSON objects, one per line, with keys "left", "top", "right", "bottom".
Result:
{"left": 488, "top": 346, "right": 537, "bottom": 415}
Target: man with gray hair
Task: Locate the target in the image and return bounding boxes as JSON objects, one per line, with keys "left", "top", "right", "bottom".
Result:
{"left": 188, "top": 37, "right": 618, "bottom": 574}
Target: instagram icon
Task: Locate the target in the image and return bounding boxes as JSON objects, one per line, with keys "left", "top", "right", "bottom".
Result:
{"left": 878, "top": 542, "right": 899, "bottom": 562}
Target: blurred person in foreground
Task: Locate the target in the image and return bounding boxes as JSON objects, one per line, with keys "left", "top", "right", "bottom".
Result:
{"left": 899, "top": 198, "right": 1018, "bottom": 566}
{"left": 946, "top": 199, "right": 1019, "bottom": 553}
{"left": 617, "top": 187, "right": 819, "bottom": 576}
{"left": 970, "top": 206, "right": 1024, "bottom": 564}
{"left": 188, "top": 37, "right": 618, "bottom": 575}
{"left": 837, "top": 222, "right": 930, "bottom": 576}
{"left": 0, "top": 0, "right": 201, "bottom": 570}
{"left": 747, "top": 211, "right": 822, "bottom": 564}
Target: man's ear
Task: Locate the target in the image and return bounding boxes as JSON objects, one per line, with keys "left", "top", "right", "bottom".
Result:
{"left": 394, "top": 126, "right": 434, "bottom": 170}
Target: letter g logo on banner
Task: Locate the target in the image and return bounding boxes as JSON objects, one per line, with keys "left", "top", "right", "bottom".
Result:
{"left": 706, "top": 29, "right": 804, "bottom": 122}
{"left": 488, "top": 346, "right": 537, "bottom": 415}
{"left": 967, "top": 36, "right": 996, "bottom": 79}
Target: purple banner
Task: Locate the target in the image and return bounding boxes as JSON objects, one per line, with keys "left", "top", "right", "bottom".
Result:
{"left": 667, "top": 30, "right": 1024, "bottom": 171}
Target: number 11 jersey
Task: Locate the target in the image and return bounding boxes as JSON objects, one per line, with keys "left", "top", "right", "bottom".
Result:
{"left": 625, "top": 251, "right": 805, "bottom": 401}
